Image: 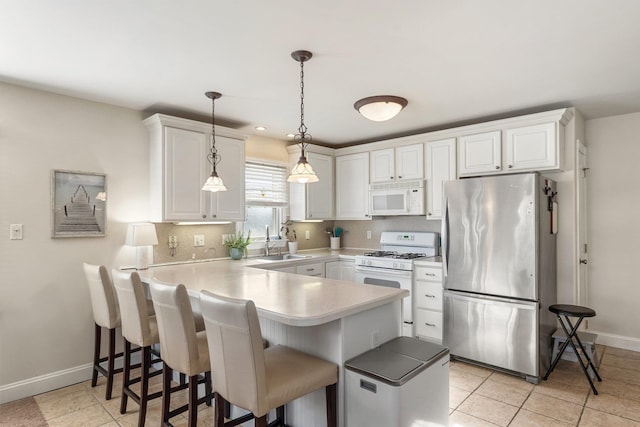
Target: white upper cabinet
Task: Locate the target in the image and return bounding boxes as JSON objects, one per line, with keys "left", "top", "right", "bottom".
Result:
{"left": 458, "top": 131, "right": 502, "bottom": 176}
{"left": 288, "top": 147, "right": 334, "bottom": 221}
{"left": 209, "top": 136, "right": 246, "bottom": 220}
{"left": 426, "top": 138, "right": 456, "bottom": 220}
{"left": 336, "top": 152, "right": 370, "bottom": 220}
{"left": 145, "top": 114, "right": 247, "bottom": 223}
{"left": 457, "top": 110, "right": 570, "bottom": 177}
{"left": 504, "top": 122, "right": 557, "bottom": 171}
{"left": 370, "top": 143, "right": 424, "bottom": 182}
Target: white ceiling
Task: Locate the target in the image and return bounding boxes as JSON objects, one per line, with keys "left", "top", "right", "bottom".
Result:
{"left": 2, "top": 1, "right": 640, "bottom": 146}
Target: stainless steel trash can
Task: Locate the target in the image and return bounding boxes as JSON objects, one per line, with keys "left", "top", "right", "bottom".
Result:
{"left": 345, "top": 337, "right": 449, "bottom": 427}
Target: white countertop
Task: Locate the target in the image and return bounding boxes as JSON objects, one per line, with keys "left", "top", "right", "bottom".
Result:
{"left": 137, "top": 249, "right": 408, "bottom": 327}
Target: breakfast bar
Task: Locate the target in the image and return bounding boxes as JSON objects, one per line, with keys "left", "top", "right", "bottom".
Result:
{"left": 137, "top": 258, "right": 408, "bottom": 427}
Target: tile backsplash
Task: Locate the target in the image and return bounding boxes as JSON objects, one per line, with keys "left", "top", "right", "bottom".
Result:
{"left": 152, "top": 221, "right": 337, "bottom": 264}
{"left": 152, "top": 217, "right": 441, "bottom": 264}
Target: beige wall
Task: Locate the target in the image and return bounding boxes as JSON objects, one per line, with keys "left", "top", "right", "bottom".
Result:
{"left": 585, "top": 112, "right": 640, "bottom": 346}
{"left": 0, "top": 83, "right": 151, "bottom": 402}
{"left": 337, "top": 217, "right": 441, "bottom": 250}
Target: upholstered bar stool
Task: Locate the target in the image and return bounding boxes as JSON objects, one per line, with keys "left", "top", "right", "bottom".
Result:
{"left": 112, "top": 270, "right": 165, "bottom": 427}
{"left": 199, "top": 290, "right": 338, "bottom": 427}
{"left": 83, "top": 263, "right": 124, "bottom": 400}
{"left": 543, "top": 304, "right": 602, "bottom": 395}
{"left": 148, "top": 279, "right": 213, "bottom": 427}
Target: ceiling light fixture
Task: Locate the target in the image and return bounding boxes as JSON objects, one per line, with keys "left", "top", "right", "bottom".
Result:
{"left": 354, "top": 95, "right": 408, "bottom": 122}
{"left": 202, "top": 91, "right": 227, "bottom": 192}
{"left": 287, "top": 50, "right": 319, "bottom": 184}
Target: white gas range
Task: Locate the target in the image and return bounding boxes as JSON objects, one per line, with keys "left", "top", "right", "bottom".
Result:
{"left": 355, "top": 232, "right": 440, "bottom": 337}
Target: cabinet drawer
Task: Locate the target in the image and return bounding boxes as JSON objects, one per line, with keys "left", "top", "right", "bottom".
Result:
{"left": 296, "top": 262, "right": 324, "bottom": 277}
{"left": 415, "top": 265, "right": 442, "bottom": 282}
{"left": 415, "top": 309, "right": 443, "bottom": 341}
{"left": 415, "top": 281, "right": 443, "bottom": 310}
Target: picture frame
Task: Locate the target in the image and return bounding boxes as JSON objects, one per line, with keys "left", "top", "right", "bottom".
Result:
{"left": 51, "top": 170, "right": 107, "bottom": 238}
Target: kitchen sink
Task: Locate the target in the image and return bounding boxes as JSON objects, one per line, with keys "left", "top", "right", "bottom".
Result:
{"left": 257, "top": 254, "right": 310, "bottom": 261}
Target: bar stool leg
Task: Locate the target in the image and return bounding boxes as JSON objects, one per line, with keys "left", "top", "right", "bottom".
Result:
{"left": 120, "top": 340, "right": 132, "bottom": 414}
{"left": 558, "top": 315, "right": 601, "bottom": 395}
{"left": 161, "top": 363, "right": 172, "bottom": 427}
{"left": 572, "top": 330, "right": 602, "bottom": 382}
{"left": 105, "top": 327, "right": 116, "bottom": 400}
{"left": 91, "top": 323, "right": 101, "bottom": 387}
{"left": 543, "top": 315, "right": 582, "bottom": 380}
{"left": 138, "top": 346, "right": 151, "bottom": 427}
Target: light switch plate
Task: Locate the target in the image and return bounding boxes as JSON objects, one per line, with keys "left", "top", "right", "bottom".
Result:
{"left": 366, "top": 230, "right": 372, "bottom": 239}
{"left": 10, "top": 224, "right": 23, "bottom": 240}
{"left": 305, "top": 230, "right": 311, "bottom": 240}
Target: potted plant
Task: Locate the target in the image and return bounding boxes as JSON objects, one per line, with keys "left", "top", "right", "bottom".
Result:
{"left": 223, "top": 231, "right": 251, "bottom": 260}
{"left": 280, "top": 221, "right": 298, "bottom": 254}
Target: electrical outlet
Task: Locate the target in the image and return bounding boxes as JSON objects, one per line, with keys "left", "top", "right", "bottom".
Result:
{"left": 194, "top": 235, "right": 205, "bottom": 247}
{"left": 10, "top": 224, "right": 23, "bottom": 240}
{"left": 366, "top": 230, "right": 372, "bottom": 239}
{"left": 371, "top": 330, "right": 380, "bottom": 348}
{"left": 305, "top": 230, "right": 311, "bottom": 240}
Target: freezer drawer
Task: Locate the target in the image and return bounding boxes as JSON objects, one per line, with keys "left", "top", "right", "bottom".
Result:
{"left": 444, "top": 290, "right": 539, "bottom": 377}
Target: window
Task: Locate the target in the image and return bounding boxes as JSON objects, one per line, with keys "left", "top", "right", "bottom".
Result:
{"left": 242, "top": 161, "right": 288, "bottom": 239}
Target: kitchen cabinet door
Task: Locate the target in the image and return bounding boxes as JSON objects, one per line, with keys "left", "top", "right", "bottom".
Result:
{"left": 370, "top": 148, "right": 394, "bottom": 182}
{"left": 289, "top": 150, "right": 334, "bottom": 220}
{"left": 325, "top": 260, "right": 355, "bottom": 281}
{"left": 458, "top": 130, "right": 502, "bottom": 176}
{"left": 426, "top": 138, "right": 456, "bottom": 220}
{"left": 505, "top": 122, "right": 558, "bottom": 171}
{"left": 395, "top": 143, "right": 424, "bottom": 181}
{"left": 209, "top": 136, "right": 246, "bottom": 220}
{"left": 336, "top": 152, "right": 371, "bottom": 220}
{"left": 163, "top": 126, "right": 209, "bottom": 221}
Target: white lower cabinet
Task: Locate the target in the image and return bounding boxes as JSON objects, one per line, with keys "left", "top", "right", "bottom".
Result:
{"left": 295, "top": 262, "right": 324, "bottom": 277}
{"left": 413, "top": 261, "right": 444, "bottom": 343}
{"left": 325, "top": 259, "right": 355, "bottom": 281}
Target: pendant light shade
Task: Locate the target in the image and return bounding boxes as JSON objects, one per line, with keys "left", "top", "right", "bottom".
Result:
{"left": 202, "top": 91, "right": 227, "bottom": 192}
{"left": 354, "top": 95, "right": 408, "bottom": 122}
{"left": 288, "top": 50, "right": 319, "bottom": 184}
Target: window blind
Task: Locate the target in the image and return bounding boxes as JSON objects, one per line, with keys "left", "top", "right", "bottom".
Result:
{"left": 245, "top": 161, "right": 288, "bottom": 207}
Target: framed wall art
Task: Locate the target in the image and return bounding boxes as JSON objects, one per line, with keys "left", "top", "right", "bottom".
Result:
{"left": 51, "top": 170, "right": 107, "bottom": 238}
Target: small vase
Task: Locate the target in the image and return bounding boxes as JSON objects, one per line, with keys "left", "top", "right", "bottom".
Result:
{"left": 330, "top": 236, "right": 341, "bottom": 250}
{"left": 229, "top": 247, "right": 244, "bottom": 260}
{"left": 288, "top": 241, "right": 298, "bottom": 254}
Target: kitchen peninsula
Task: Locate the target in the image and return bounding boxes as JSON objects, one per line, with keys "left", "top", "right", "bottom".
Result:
{"left": 137, "top": 256, "right": 408, "bottom": 427}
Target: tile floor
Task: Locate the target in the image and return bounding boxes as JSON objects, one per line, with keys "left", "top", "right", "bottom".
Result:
{"left": 2, "top": 344, "right": 640, "bottom": 426}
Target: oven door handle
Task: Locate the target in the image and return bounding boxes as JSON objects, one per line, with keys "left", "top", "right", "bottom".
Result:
{"left": 355, "top": 265, "right": 413, "bottom": 278}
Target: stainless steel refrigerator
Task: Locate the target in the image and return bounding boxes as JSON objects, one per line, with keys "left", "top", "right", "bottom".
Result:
{"left": 442, "top": 173, "right": 557, "bottom": 383}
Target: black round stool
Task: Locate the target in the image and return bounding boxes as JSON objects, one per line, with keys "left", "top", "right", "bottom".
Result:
{"left": 543, "top": 304, "right": 602, "bottom": 394}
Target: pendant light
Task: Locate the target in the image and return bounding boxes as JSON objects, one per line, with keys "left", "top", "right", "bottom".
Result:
{"left": 354, "top": 95, "right": 408, "bottom": 122}
{"left": 202, "top": 91, "right": 227, "bottom": 192}
{"left": 288, "top": 50, "right": 319, "bottom": 184}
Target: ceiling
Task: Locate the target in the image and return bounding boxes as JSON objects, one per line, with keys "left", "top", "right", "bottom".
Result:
{"left": 2, "top": 1, "right": 640, "bottom": 146}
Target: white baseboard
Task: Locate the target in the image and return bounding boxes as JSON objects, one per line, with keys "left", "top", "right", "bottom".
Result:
{"left": 0, "top": 363, "right": 93, "bottom": 404}
{"left": 0, "top": 351, "right": 144, "bottom": 404}
{"left": 588, "top": 329, "right": 640, "bottom": 352}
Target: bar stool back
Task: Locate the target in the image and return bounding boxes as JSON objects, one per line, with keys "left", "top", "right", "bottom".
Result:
{"left": 148, "top": 279, "right": 213, "bottom": 427}
{"left": 111, "top": 270, "right": 161, "bottom": 427}
{"left": 83, "top": 262, "right": 121, "bottom": 400}
{"left": 543, "top": 304, "right": 602, "bottom": 394}
{"left": 200, "top": 290, "right": 338, "bottom": 427}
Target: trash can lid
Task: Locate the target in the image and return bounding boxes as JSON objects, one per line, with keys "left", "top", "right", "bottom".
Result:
{"left": 345, "top": 348, "right": 423, "bottom": 386}
{"left": 380, "top": 336, "right": 449, "bottom": 365}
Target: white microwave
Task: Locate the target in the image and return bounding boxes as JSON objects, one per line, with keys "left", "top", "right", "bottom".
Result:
{"left": 369, "top": 180, "right": 426, "bottom": 216}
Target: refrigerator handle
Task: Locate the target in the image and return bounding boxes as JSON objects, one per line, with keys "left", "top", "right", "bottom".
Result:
{"left": 441, "top": 193, "right": 449, "bottom": 277}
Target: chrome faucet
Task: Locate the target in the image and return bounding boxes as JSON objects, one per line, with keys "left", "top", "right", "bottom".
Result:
{"left": 265, "top": 225, "right": 271, "bottom": 256}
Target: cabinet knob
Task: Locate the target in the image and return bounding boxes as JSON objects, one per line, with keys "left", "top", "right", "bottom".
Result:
{"left": 202, "top": 214, "right": 207, "bottom": 219}
{"left": 508, "top": 165, "right": 513, "bottom": 168}
{"left": 425, "top": 322, "right": 436, "bottom": 327}
{"left": 390, "top": 176, "right": 394, "bottom": 180}
{"left": 212, "top": 214, "right": 216, "bottom": 218}
{"left": 425, "top": 294, "right": 435, "bottom": 298}
{"left": 495, "top": 166, "right": 500, "bottom": 170}
{"left": 425, "top": 273, "right": 436, "bottom": 277}
{"left": 398, "top": 176, "right": 402, "bottom": 179}
{"left": 428, "top": 212, "right": 432, "bottom": 216}
{"left": 309, "top": 214, "right": 312, "bottom": 217}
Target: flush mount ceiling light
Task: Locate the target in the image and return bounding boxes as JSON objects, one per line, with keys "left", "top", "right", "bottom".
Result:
{"left": 288, "top": 50, "right": 319, "bottom": 184}
{"left": 202, "top": 91, "right": 227, "bottom": 192}
{"left": 354, "top": 95, "right": 408, "bottom": 122}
